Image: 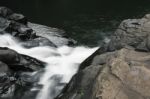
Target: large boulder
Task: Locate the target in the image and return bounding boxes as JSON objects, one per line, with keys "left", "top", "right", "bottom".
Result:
{"left": 57, "top": 48, "right": 150, "bottom": 99}
{"left": 56, "top": 14, "right": 150, "bottom": 99}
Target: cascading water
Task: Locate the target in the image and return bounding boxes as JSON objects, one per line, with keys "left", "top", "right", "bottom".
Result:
{"left": 0, "top": 34, "right": 98, "bottom": 99}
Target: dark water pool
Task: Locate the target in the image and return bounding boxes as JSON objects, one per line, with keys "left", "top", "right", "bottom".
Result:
{"left": 1, "top": 0, "right": 150, "bottom": 46}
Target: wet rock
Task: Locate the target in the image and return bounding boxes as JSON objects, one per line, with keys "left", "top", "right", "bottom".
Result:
{"left": 0, "top": 6, "right": 74, "bottom": 99}
{"left": 57, "top": 14, "right": 150, "bottom": 99}
{"left": 21, "top": 37, "right": 57, "bottom": 48}
{"left": 108, "top": 19, "right": 145, "bottom": 51}
{"left": 0, "top": 47, "right": 19, "bottom": 64}
{"left": 79, "top": 44, "right": 108, "bottom": 70}
{"left": 56, "top": 65, "right": 102, "bottom": 99}
{"left": 0, "top": 47, "right": 45, "bottom": 99}
{"left": 8, "top": 13, "right": 27, "bottom": 25}
{"left": 0, "top": 71, "right": 35, "bottom": 99}
{"left": 5, "top": 21, "right": 36, "bottom": 40}
{"left": 10, "top": 71, "right": 44, "bottom": 99}
{"left": 0, "top": 47, "right": 45, "bottom": 72}
{"left": 0, "top": 17, "right": 10, "bottom": 32}
{"left": 18, "top": 54, "right": 45, "bottom": 72}
{"left": 0, "top": 6, "right": 75, "bottom": 99}
{"left": 0, "top": 61, "right": 9, "bottom": 73}
{"left": 0, "top": 7, "right": 13, "bottom": 18}
{"left": 58, "top": 48, "right": 150, "bottom": 99}
{"left": 0, "top": 7, "right": 62, "bottom": 48}
{"left": 28, "top": 23, "right": 76, "bottom": 47}
{"left": 0, "top": 6, "right": 75, "bottom": 48}
{"left": 106, "top": 14, "right": 150, "bottom": 51}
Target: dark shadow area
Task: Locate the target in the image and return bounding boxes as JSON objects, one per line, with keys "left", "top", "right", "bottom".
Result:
{"left": 0, "top": 0, "right": 150, "bottom": 26}
{"left": 1, "top": 0, "right": 150, "bottom": 46}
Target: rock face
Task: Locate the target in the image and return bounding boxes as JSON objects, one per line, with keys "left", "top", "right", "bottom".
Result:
{"left": 56, "top": 14, "right": 150, "bottom": 99}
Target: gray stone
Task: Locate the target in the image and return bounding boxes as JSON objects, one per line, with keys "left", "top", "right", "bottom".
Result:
{"left": 57, "top": 14, "right": 150, "bottom": 99}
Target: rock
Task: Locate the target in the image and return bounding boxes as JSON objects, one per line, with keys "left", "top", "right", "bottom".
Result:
{"left": 0, "top": 47, "right": 45, "bottom": 99}
{"left": 0, "top": 6, "right": 75, "bottom": 48}
{"left": 57, "top": 14, "right": 150, "bottom": 99}
{"left": 5, "top": 21, "right": 36, "bottom": 40}
{"left": 79, "top": 43, "right": 108, "bottom": 70}
{"left": 0, "top": 47, "right": 19, "bottom": 64}
{"left": 56, "top": 65, "right": 102, "bottom": 99}
{"left": 0, "top": 61, "right": 9, "bottom": 73}
{"left": 0, "top": 17, "right": 10, "bottom": 32}
{"left": 108, "top": 19, "right": 145, "bottom": 51}
{"left": 8, "top": 13, "right": 28, "bottom": 25}
{"left": 28, "top": 23, "right": 76, "bottom": 47}
{"left": 0, "top": 47, "right": 45, "bottom": 72}
{"left": 21, "top": 36, "right": 57, "bottom": 48}
{"left": 0, "top": 6, "right": 75, "bottom": 99}
{"left": 0, "top": 7, "right": 67, "bottom": 48}
{"left": 0, "top": 72, "right": 34, "bottom": 99}
{"left": 18, "top": 54, "right": 45, "bottom": 72}
{"left": 107, "top": 14, "right": 150, "bottom": 52}
{"left": 57, "top": 48, "right": 150, "bottom": 99}
{"left": 0, "top": 7, "right": 13, "bottom": 18}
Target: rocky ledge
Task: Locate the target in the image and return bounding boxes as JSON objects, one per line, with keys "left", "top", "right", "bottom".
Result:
{"left": 57, "top": 14, "right": 150, "bottom": 99}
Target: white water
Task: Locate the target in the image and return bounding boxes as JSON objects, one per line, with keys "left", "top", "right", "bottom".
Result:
{"left": 0, "top": 34, "right": 98, "bottom": 99}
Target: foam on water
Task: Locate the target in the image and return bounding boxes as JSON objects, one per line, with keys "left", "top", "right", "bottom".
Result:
{"left": 0, "top": 34, "right": 98, "bottom": 99}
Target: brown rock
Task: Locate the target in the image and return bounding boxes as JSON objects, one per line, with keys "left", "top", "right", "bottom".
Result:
{"left": 57, "top": 14, "right": 150, "bottom": 99}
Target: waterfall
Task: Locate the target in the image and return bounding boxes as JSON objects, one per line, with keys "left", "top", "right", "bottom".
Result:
{"left": 0, "top": 34, "right": 98, "bottom": 99}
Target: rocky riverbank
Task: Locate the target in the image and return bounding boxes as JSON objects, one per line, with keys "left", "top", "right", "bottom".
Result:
{"left": 56, "top": 14, "right": 150, "bottom": 99}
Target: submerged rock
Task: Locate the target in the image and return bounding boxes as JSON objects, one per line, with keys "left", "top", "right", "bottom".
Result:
{"left": 57, "top": 14, "right": 150, "bottom": 99}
